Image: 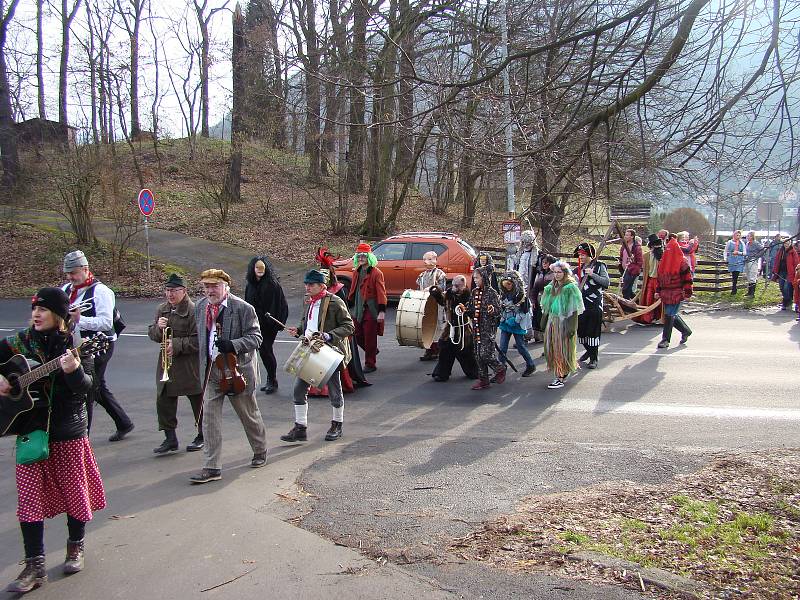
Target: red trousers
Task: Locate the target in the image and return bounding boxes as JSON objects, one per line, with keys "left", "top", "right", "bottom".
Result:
{"left": 355, "top": 311, "right": 379, "bottom": 368}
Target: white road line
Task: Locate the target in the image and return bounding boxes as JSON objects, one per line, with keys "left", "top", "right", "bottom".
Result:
{"left": 551, "top": 399, "right": 800, "bottom": 421}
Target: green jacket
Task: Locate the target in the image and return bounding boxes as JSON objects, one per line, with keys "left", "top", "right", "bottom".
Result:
{"left": 296, "top": 293, "right": 355, "bottom": 364}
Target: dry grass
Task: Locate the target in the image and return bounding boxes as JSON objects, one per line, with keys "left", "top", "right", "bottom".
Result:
{"left": 453, "top": 450, "right": 800, "bottom": 599}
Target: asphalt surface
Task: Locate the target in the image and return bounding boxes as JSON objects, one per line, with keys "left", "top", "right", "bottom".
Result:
{"left": 0, "top": 298, "right": 798, "bottom": 599}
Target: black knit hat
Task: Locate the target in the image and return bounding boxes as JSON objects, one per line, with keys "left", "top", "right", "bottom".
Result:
{"left": 31, "top": 287, "right": 70, "bottom": 322}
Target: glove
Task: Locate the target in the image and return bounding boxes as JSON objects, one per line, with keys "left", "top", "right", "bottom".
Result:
{"left": 215, "top": 339, "right": 235, "bottom": 354}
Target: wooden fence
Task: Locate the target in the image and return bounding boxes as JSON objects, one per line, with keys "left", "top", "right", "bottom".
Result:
{"left": 476, "top": 247, "right": 735, "bottom": 293}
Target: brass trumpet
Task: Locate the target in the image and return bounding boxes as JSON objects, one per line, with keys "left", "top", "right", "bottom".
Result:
{"left": 160, "top": 326, "right": 173, "bottom": 382}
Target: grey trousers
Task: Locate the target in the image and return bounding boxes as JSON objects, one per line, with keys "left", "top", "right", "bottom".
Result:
{"left": 293, "top": 373, "right": 344, "bottom": 408}
{"left": 202, "top": 380, "right": 268, "bottom": 470}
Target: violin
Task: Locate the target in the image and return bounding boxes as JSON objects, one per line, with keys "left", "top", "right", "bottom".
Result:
{"left": 214, "top": 323, "right": 246, "bottom": 396}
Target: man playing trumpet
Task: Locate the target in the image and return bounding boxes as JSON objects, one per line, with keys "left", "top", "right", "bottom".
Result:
{"left": 147, "top": 274, "right": 204, "bottom": 454}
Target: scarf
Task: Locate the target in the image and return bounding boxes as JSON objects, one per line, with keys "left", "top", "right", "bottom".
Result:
{"left": 68, "top": 272, "right": 95, "bottom": 303}
{"left": 658, "top": 239, "right": 684, "bottom": 276}
{"left": 307, "top": 290, "right": 327, "bottom": 321}
{"left": 206, "top": 303, "right": 220, "bottom": 331}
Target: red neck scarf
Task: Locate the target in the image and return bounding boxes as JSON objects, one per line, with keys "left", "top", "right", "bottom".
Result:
{"left": 576, "top": 253, "right": 589, "bottom": 281}
{"left": 658, "top": 239, "right": 684, "bottom": 276}
{"left": 68, "top": 272, "right": 95, "bottom": 303}
{"left": 206, "top": 303, "right": 220, "bottom": 331}
{"left": 307, "top": 290, "right": 327, "bottom": 320}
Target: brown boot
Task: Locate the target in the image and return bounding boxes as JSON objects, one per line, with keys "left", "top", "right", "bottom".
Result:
{"left": 64, "top": 540, "right": 84, "bottom": 574}
{"left": 6, "top": 555, "right": 47, "bottom": 592}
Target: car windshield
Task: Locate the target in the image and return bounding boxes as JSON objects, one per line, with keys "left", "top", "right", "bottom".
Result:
{"left": 458, "top": 239, "right": 478, "bottom": 258}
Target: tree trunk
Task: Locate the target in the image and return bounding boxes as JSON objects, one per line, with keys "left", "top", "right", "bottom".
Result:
{"left": 303, "top": 0, "right": 321, "bottom": 181}
{"left": 223, "top": 3, "right": 245, "bottom": 204}
{"left": 394, "top": 0, "right": 415, "bottom": 182}
{"left": 199, "top": 17, "right": 210, "bottom": 138}
{"left": 36, "top": 0, "right": 46, "bottom": 119}
{"left": 59, "top": 0, "right": 82, "bottom": 127}
{"left": 0, "top": 0, "right": 21, "bottom": 192}
{"left": 85, "top": 1, "right": 99, "bottom": 145}
{"left": 345, "top": 0, "right": 367, "bottom": 194}
{"left": 129, "top": 0, "right": 143, "bottom": 138}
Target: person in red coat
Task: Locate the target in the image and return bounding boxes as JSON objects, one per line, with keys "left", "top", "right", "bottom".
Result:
{"left": 656, "top": 237, "right": 693, "bottom": 348}
{"left": 771, "top": 239, "right": 799, "bottom": 311}
{"left": 346, "top": 243, "right": 387, "bottom": 372}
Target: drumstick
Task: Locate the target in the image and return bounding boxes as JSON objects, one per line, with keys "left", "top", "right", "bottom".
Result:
{"left": 263, "top": 311, "right": 287, "bottom": 330}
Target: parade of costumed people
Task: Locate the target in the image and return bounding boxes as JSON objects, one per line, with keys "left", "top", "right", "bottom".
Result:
{"left": 307, "top": 248, "right": 370, "bottom": 395}
{"left": 497, "top": 270, "right": 537, "bottom": 377}
{"left": 461, "top": 266, "right": 504, "bottom": 390}
{"left": 656, "top": 237, "right": 694, "bottom": 348}
{"left": 417, "top": 251, "right": 447, "bottom": 362}
{"left": 539, "top": 260, "right": 585, "bottom": 389}
{"left": 346, "top": 243, "right": 387, "bottom": 373}
{"left": 244, "top": 256, "right": 289, "bottom": 395}
{"left": 473, "top": 253, "right": 500, "bottom": 292}
{"left": 0, "top": 288, "right": 106, "bottom": 592}
{"left": 430, "top": 276, "right": 479, "bottom": 382}
{"left": 574, "top": 242, "right": 610, "bottom": 370}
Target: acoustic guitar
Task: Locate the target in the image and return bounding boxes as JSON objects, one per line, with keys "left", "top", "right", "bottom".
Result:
{"left": 0, "top": 334, "right": 110, "bottom": 436}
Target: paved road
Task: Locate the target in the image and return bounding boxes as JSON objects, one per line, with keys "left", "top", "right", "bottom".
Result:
{"left": 0, "top": 298, "right": 797, "bottom": 598}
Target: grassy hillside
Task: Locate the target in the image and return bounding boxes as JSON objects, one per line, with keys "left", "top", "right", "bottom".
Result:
{"left": 18, "top": 138, "right": 511, "bottom": 263}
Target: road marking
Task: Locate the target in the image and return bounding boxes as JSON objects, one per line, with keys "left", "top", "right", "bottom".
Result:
{"left": 601, "top": 351, "right": 728, "bottom": 359}
{"left": 551, "top": 398, "right": 800, "bottom": 421}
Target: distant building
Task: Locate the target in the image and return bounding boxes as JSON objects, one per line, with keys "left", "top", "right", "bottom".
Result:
{"left": 15, "top": 118, "right": 77, "bottom": 148}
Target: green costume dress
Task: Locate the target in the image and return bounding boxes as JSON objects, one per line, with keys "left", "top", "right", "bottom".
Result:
{"left": 540, "top": 280, "right": 584, "bottom": 378}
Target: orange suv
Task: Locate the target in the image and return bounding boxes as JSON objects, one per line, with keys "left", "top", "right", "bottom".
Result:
{"left": 333, "top": 232, "right": 478, "bottom": 299}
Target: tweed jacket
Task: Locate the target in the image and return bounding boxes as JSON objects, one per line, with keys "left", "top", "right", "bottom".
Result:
{"left": 296, "top": 292, "right": 355, "bottom": 365}
{"left": 195, "top": 293, "right": 263, "bottom": 393}
{"left": 148, "top": 295, "right": 201, "bottom": 397}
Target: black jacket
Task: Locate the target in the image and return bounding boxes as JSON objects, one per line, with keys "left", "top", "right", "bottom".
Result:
{"left": 244, "top": 256, "right": 289, "bottom": 333}
{"left": 1, "top": 328, "right": 92, "bottom": 441}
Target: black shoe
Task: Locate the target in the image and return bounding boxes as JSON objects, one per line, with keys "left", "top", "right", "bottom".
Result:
{"left": 6, "top": 555, "right": 47, "bottom": 593}
{"left": 419, "top": 352, "right": 437, "bottom": 362}
{"left": 189, "top": 468, "right": 222, "bottom": 484}
{"left": 186, "top": 434, "right": 204, "bottom": 452}
{"left": 578, "top": 351, "right": 590, "bottom": 362}
{"left": 280, "top": 423, "right": 307, "bottom": 442}
{"left": 251, "top": 452, "right": 268, "bottom": 468}
{"left": 260, "top": 383, "right": 269, "bottom": 392}
{"left": 324, "top": 421, "right": 342, "bottom": 441}
{"left": 109, "top": 423, "right": 134, "bottom": 442}
{"left": 153, "top": 431, "right": 179, "bottom": 455}
{"left": 363, "top": 365, "right": 377, "bottom": 373}
{"left": 586, "top": 359, "right": 598, "bottom": 369}
{"left": 433, "top": 376, "right": 449, "bottom": 382}
{"left": 521, "top": 364, "right": 536, "bottom": 377}
{"left": 263, "top": 381, "right": 278, "bottom": 394}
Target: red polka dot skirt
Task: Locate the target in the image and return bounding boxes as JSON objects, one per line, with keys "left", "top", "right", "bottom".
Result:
{"left": 16, "top": 437, "right": 106, "bottom": 522}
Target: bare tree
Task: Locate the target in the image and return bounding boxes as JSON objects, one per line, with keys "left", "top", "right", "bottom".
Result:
{"left": 192, "top": 0, "right": 229, "bottom": 137}
{"left": 58, "top": 0, "right": 83, "bottom": 127}
{"left": 36, "top": 0, "right": 46, "bottom": 119}
{"left": 116, "top": 0, "right": 147, "bottom": 138}
{"left": 0, "top": 0, "right": 21, "bottom": 192}
{"left": 222, "top": 2, "right": 245, "bottom": 204}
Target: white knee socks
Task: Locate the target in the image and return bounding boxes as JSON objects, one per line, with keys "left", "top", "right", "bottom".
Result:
{"left": 294, "top": 404, "right": 308, "bottom": 426}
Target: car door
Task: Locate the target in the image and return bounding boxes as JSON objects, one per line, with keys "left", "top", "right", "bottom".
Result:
{"left": 408, "top": 242, "right": 449, "bottom": 289}
{"left": 371, "top": 242, "right": 409, "bottom": 297}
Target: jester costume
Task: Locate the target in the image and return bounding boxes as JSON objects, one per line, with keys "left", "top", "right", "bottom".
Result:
{"left": 540, "top": 273, "right": 584, "bottom": 382}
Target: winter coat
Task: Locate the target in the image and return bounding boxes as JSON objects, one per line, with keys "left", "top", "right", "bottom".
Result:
{"left": 347, "top": 265, "right": 388, "bottom": 318}
{"left": 772, "top": 246, "right": 800, "bottom": 284}
{"left": 295, "top": 292, "right": 355, "bottom": 365}
{"left": 498, "top": 271, "right": 532, "bottom": 334}
{"left": 147, "top": 295, "right": 202, "bottom": 398}
{"left": 0, "top": 328, "right": 92, "bottom": 441}
{"left": 655, "top": 257, "right": 693, "bottom": 305}
{"left": 725, "top": 239, "right": 746, "bottom": 272}
{"left": 619, "top": 241, "right": 643, "bottom": 276}
{"left": 244, "top": 256, "right": 289, "bottom": 333}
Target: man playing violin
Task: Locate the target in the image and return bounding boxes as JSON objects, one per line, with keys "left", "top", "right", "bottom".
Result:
{"left": 189, "top": 269, "right": 268, "bottom": 484}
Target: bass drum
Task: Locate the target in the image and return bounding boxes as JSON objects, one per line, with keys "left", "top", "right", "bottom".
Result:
{"left": 284, "top": 340, "right": 344, "bottom": 387}
{"left": 395, "top": 289, "right": 440, "bottom": 349}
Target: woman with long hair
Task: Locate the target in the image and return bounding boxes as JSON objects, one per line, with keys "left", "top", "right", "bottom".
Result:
{"left": 0, "top": 288, "right": 105, "bottom": 593}
{"left": 244, "top": 256, "right": 289, "bottom": 394}
{"left": 539, "top": 261, "right": 584, "bottom": 389}
{"left": 459, "top": 267, "right": 504, "bottom": 390}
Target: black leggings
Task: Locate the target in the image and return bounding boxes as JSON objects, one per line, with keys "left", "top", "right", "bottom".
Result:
{"left": 258, "top": 327, "right": 279, "bottom": 382}
{"left": 20, "top": 516, "right": 86, "bottom": 557}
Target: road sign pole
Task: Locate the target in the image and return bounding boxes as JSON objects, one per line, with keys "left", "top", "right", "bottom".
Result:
{"left": 144, "top": 215, "right": 151, "bottom": 282}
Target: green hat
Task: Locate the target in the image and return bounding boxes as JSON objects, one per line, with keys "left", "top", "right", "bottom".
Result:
{"left": 164, "top": 273, "right": 187, "bottom": 288}
{"left": 303, "top": 269, "right": 326, "bottom": 285}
